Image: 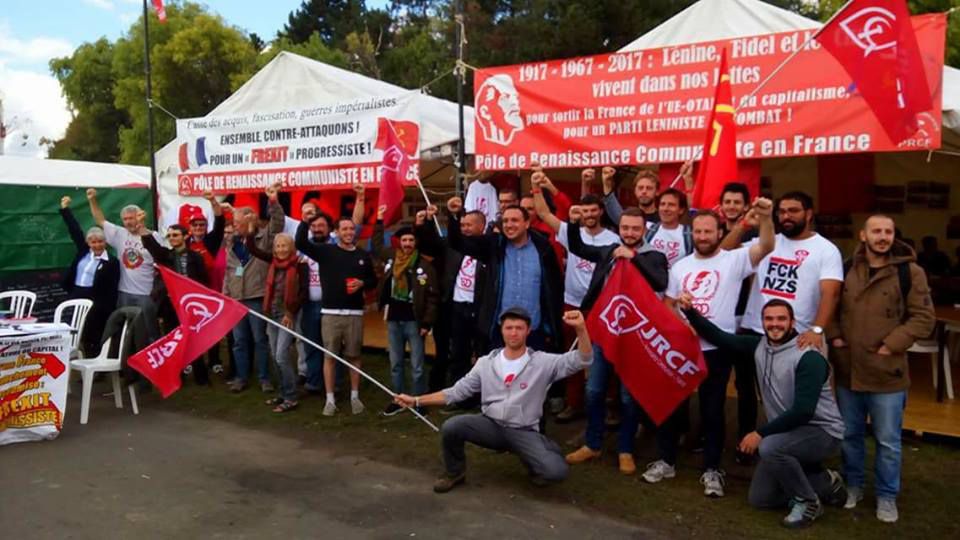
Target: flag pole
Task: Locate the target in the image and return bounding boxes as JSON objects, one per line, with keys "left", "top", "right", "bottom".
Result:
{"left": 735, "top": 0, "right": 854, "bottom": 113}
{"left": 246, "top": 309, "right": 440, "bottom": 432}
{"left": 142, "top": 0, "right": 159, "bottom": 229}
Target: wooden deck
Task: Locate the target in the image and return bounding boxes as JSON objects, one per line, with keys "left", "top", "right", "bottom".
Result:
{"left": 362, "top": 314, "right": 959, "bottom": 438}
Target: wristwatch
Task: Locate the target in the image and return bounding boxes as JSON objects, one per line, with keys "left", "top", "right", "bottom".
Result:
{"left": 810, "top": 325, "right": 824, "bottom": 335}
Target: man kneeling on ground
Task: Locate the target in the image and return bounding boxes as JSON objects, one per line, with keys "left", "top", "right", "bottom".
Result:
{"left": 680, "top": 296, "right": 847, "bottom": 529}
{"left": 394, "top": 307, "right": 593, "bottom": 493}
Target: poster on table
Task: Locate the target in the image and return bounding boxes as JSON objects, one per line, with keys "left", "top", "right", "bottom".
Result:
{"left": 0, "top": 327, "right": 70, "bottom": 446}
{"left": 175, "top": 94, "right": 421, "bottom": 195}
{"left": 473, "top": 14, "right": 946, "bottom": 171}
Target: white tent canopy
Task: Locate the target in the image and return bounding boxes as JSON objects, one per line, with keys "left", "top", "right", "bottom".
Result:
{"left": 154, "top": 51, "right": 475, "bottom": 224}
{"left": 0, "top": 155, "right": 149, "bottom": 188}
{"left": 619, "top": 0, "right": 960, "bottom": 149}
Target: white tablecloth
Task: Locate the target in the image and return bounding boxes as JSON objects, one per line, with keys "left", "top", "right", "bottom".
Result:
{"left": 0, "top": 323, "right": 71, "bottom": 445}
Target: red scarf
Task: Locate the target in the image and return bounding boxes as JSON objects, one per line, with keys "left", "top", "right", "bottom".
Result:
{"left": 263, "top": 254, "right": 300, "bottom": 315}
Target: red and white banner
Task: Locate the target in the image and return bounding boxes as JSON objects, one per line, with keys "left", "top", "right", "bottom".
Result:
{"left": 474, "top": 14, "right": 945, "bottom": 171}
{"left": 128, "top": 267, "right": 247, "bottom": 397}
{"left": 0, "top": 326, "right": 70, "bottom": 445}
{"left": 817, "top": 1, "right": 935, "bottom": 144}
{"left": 175, "top": 95, "right": 420, "bottom": 196}
{"left": 586, "top": 261, "right": 707, "bottom": 425}
{"left": 152, "top": 0, "right": 167, "bottom": 23}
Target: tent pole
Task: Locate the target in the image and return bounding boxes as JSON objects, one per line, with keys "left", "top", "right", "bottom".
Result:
{"left": 143, "top": 0, "right": 159, "bottom": 229}
{"left": 455, "top": 1, "right": 466, "bottom": 197}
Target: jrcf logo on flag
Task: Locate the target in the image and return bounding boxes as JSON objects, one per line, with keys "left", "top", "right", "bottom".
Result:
{"left": 839, "top": 6, "right": 899, "bottom": 57}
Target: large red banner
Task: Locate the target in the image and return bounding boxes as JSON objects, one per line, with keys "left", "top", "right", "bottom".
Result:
{"left": 473, "top": 14, "right": 945, "bottom": 171}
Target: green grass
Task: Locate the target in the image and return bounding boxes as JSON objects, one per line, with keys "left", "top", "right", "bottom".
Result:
{"left": 162, "top": 352, "right": 960, "bottom": 539}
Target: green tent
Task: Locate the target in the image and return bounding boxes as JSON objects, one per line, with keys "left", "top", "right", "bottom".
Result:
{"left": 0, "top": 155, "right": 152, "bottom": 318}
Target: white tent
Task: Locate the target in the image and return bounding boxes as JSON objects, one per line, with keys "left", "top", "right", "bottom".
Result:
{"left": 155, "top": 51, "right": 475, "bottom": 223}
{"left": 0, "top": 155, "right": 149, "bottom": 188}
{"left": 619, "top": 0, "right": 960, "bottom": 150}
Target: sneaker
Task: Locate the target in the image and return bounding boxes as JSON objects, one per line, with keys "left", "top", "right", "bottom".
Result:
{"left": 782, "top": 497, "right": 823, "bottom": 529}
{"left": 877, "top": 498, "right": 899, "bottom": 523}
{"left": 555, "top": 405, "right": 583, "bottom": 424}
{"left": 182, "top": 365, "right": 193, "bottom": 375}
{"left": 322, "top": 401, "right": 337, "bottom": 416}
{"left": 228, "top": 380, "right": 246, "bottom": 393}
{"left": 381, "top": 403, "right": 404, "bottom": 417}
{"left": 701, "top": 469, "right": 726, "bottom": 498}
{"left": 823, "top": 469, "right": 848, "bottom": 508}
{"left": 211, "top": 364, "right": 224, "bottom": 375}
{"left": 565, "top": 446, "right": 601, "bottom": 465}
{"left": 351, "top": 397, "right": 365, "bottom": 415}
{"left": 260, "top": 381, "right": 275, "bottom": 393}
{"left": 844, "top": 486, "right": 864, "bottom": 509}
{"left": 618, "top": 453, "right": 637, "bottom": 475}
{"left": 433, "top": 472, "right": 466, "bottom": 493}
{"left": 642, "top": 460, "right": 676, "bottom": 484}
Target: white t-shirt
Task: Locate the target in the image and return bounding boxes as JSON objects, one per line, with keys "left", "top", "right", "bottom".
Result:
{"left": 496, "top": 350, "right": 530, "bottom": 387}
{"left": 453, "top": 256, "right": 479, "bottom": 304}
{"left": 648, "top": 224, "right": 687, "bottom": 268}
{"left": 305, "top": 258, "right": 323, "bottom": 302}
{"left": 465, "top": 181, "right": 499, "bottom": 227}
{"left": 668, "top": 248, "right": 756, "bottom": 351}
{"left": 103, "top": 221, "right": 160, "bottom": 296}
{"left": 556, "top": 222, "right": 619, "bottom": 307}
{"left": 742, "top": 233, "right": 844, "bottom": 333}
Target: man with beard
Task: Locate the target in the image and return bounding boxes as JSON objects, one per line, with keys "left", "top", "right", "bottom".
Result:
{"left": 681, "top": 299, "right": 848, "bottom": 529}
{"left": 600, "top": 162, "right": 693, "bottom": 225}
{"left": 562, "top": 207, "right": 670, "bottom": 476}
{"left": 741, "top": 192, "right": 844, "bottom": 352}
{"left": 665, "top": 202, "right": 774, "bottom": 497}
{"left": 828, "top": 215, "right": 934, "bottom": 523}
{"left": 296, "top": 214, "right": 378, "bottom": 416}
{"left": 532, "top": 173, "right": 618, "bottom": 423}
{"left": 297, "top": 209, "right": 336, "bottom": 394}
{"left": 716, "top": 182, "right": 755, "bottom": 242}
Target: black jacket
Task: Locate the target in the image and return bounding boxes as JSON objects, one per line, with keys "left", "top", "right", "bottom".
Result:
{"left": 59, "top": 208, "right": 120, "bottom": 308}
{"left": 566, "top": 223, "right": 669, "bottom": 313}
{"left": 449, "top": 216, "right": 564, "bottom": 350}
{"left": 141, "top": 234, "right": 208, "bottom": 285}
{"left": 413, "top": 220, "right": 488, "bottom": 306}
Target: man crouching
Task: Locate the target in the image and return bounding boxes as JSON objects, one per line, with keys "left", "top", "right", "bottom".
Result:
{"left": 394, "top": 307, "right": 593, "bottom": 493}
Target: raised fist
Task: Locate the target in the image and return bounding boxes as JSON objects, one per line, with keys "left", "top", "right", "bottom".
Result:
{"left": 425, "top": 204, "right": 439, "bottom": 220}
{"left": 752, "top": 197, "right": 773, "bottom": 218}
{"left": 562, "top": 310, "right": 586, "bottom": 329}
{"left": 581, "top": 168, "right": 596, "bottom": 183}
{"left": 60, "top": 196, "right": 72, "bottom": 209}
{"left": 353, "top": 181, "right": 365, "bottom": 195}
{"left": 202, "top": 190, "right": 215, "bottom": 201}
{"left": 86, "top": 188, "right": 97, "bottom": 200}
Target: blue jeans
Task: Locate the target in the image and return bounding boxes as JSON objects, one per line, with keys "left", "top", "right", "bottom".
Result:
{"left": 388, "top": 320, "right": 426, "bottom": 395}
{"left": 836, "top": 386, "right": 906, "bottom": 500}
{"left": 585, "top": 345, "right": 642, "bottom": 453}
{"left": 266, "top": 322, "right": 297, "bottom": 402}
{"left": 300, "top": 301, "right": 324, "bottom": 391}
{"left": 231, "top": 298, "right": 271, "bottom": 384}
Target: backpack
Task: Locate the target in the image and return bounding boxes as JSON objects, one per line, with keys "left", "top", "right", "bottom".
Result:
{"left": 843, "top": 258, "right": 912, "bottom": 319}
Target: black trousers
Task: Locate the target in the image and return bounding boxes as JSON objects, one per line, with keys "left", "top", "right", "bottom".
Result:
{"left": 427, "top": 301, "right": 453, "bottom": 392}
{"left": 698, "top": 349, "right": 733, "bottom": 470}
{"left": 735, "top": 329, "right": 760, "bottom": 438}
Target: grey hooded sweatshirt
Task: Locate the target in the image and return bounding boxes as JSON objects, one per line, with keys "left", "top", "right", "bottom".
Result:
{"left": 443, "top": 347, "right": 592, "bottom": 431}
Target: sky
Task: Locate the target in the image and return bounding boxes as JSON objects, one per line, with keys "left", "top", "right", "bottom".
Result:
{"left": 0, "top": 0, "right": 313, "bottom": 157}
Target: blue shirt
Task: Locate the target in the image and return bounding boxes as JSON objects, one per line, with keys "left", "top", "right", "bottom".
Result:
{"left": 75, "top": 251, "right": 109, "bottom": 287}
{"left": 499, "top": 239, "right": 542, "bottom": 330}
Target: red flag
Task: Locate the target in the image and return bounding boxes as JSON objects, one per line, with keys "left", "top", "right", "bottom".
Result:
{"left": 586, "top": 261, "right": 707, "bottom": 424}
{"left": 375, "top": 118, "right": 418, "bottom": 226}
{"left": 815, "top": 0, "right": 933, "bottom": 143}
{"left": 152, "top": 0, "right": 167, "bottom": 23}
{"left": 127, "top": 267, "right": 247, "bottom": 397}
{"left": 692, "top": 49, "right": 738, "bottom": 211}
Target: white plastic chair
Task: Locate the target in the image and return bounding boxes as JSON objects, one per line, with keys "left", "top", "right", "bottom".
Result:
{"left": 0, "top": 290, "right": 37, "bottom": 319}
{"left": 53, "top": 299, "right": 93, "bottom": 359}
{"left": 69, "top": 319, "right": 131, "bottom": 424}
{"left": 909, "top": 337, "right": 954, "bottom": 400}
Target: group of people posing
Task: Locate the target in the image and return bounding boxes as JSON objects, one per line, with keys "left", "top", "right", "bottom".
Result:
{"left": 57, "top": 161, "right": 934, "bottom": 529}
